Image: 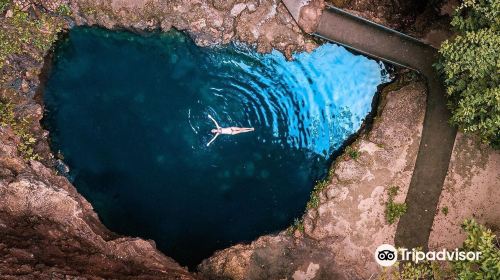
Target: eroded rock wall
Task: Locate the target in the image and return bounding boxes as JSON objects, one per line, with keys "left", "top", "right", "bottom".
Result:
{"left": 2, "top": 1, "right": 498, "bottom": 279}
{"left": 70, "top": 0, "right": 318, "bottom": 56}
{"left": 0, "top": 2, "right": 358, "bottom": 280}
{"left": 0, "top": 128, "right": 196, "bottom": 279}
{"left": 1, "top": 0, "right": 318, "bottom": 278}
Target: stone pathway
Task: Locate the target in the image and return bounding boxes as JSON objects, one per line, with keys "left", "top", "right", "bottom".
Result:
{"left": 284, "top": 1, "right": 457, "bottom": 250}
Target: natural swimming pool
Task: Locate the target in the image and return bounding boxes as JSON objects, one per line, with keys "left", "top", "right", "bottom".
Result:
{"left": 43, "top": 27, "right": 389, "bottom": 267}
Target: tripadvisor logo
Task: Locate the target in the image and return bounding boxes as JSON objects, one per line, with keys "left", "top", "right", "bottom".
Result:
{"left": 375, "top": 244, "right": 398, "bottom": 267}
{"left": 374, "top": 244, "right": 482, "bottom": 267}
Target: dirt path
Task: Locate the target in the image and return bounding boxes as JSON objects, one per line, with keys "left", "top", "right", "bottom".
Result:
{"left": 285, "top": 2, "right": 458, "bottom": 250}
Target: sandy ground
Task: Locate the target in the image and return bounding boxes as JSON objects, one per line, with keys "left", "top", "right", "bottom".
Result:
{"left": 429, "top": 133, "right": 500, "bottom": 250}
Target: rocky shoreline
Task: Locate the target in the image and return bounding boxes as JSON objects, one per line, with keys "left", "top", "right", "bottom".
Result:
{"left": 1, "top": 0, "right": 498, "bottom": 279}
{"left": 199, "top": 73, "right": 428, "bottom": 279}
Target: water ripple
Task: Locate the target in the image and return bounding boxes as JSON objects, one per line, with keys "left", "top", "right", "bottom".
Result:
{"left": 198, "top": 44, "right": 389, "bottom": 156}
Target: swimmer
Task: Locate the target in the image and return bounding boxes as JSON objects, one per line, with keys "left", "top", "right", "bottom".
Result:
{"left": 207, "top": 114, "right": 254, "bottom": 146}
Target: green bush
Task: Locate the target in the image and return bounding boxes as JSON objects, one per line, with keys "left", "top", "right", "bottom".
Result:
{"left": 406, "top": 220, "right": 499, "bottom": 279}
{"left": 0, "top": 100, "right": 41, "bottom": 160}
{"left": 287, "top": 217, "right": 305, "bottom": 235}
{"left": 306, "top": 180, "right": 329, "bottom": 209}
{"left": 385, "top": 186, "right": 407, "bottom": 224}
{"left": 0, "top": 8, "right": 63, "bottom": 69}
{"left": 441, "top": 206, "right": 449, "bottom": 216}
{"left": 56, "top": 4, "right": 72, "bottom": 16}
{"left": 452, "top": 219, "right": 500, "bottom": 279}
{"left": 0, "top": 0, "right": 10, "bottom": 14}
{"left": 345, "top": 146, "right": 360, "bottom": 160}
{"left": 437, "top": 0, "right": 500, "bottom": 148}
{"left": 378, "top": 220, "right": 499, "bottom": 279}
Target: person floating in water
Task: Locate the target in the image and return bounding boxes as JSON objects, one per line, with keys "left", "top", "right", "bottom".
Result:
{"left": 207, "top": 114, "right": 254, "bottom": 146}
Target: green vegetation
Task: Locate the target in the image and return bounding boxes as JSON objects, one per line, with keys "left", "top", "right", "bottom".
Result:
{"left": 0, "top": 5, "right": 65, "bottom": 160}
{"left": 0, "top": 100, "right": 14, "bottom": 126}
{"left": 305, "top": 144, "right": 362, "bottom": 210}
{"left": 385, "top": 186, "right": 407, "bottom": 224}
{"left": 441, "top": 206, "right": 449, "bottom": 216}
{"left": 436, "top": 0, "right": 500, "bottom": 148}
{"left": 398, "top": 259, "right": 442, "bottom": 280}
{"left": 453, "top": 219, "right": 500, "bottom": 279}
{"left": 379, "top": 246, "right": 450, "bottom": 279}
{"left": 0, "top": 7, "right": 64, "bottom": 69}
{"left": 345, "top": 146, "right": 360, "bottom": 160}
{"left": 287, "top": 217, "right": 305, "bottom": 235}
{"left": 379, "top": 255, "right": 450, "bottom": 280}
{"left": 379, "top": 220, "right": 499, "bottom": 279}
{"left": 0, "top": 0, "right": 9, "bottom": 14}
{"left": 306, "top": 179, "right": 329, "bottom": 209}
{"left": 0, "top": 100, "right": 41, "bottom": 160}
{"left": 56, "top": 4, "right": 72, "bottom": 17}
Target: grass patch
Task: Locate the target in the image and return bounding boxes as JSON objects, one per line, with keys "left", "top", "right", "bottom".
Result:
{"left": 306, "top": 179, "right": 329, "bottom": 209}
{"left": 56, "top": 4, "right": 72, "bottom": 16}
{"left": 442, "top": 206, "right": 449, "bottom": 216}
{"left": 287, "top": 218, "right": 305, "bottom": 235}
{"left": 0, "top": 8, "right": 64, "bottom": 69}
{"left": 0, "top": 0, "right": 9, "bottom": 14}
{"left": 385, "top": 186, "right": 407, "bottom": 224}
{"left": 0, "top": 100, "right": 41, "bottom": 160}
{"left": 345, "top": 146, "right": 360, "bottom": 160}
{"left": 379, "top": 220, "right": 499, "bottom": 279}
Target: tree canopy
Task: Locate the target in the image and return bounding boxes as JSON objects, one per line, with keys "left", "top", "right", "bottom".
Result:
{"left": 437, "top": 0, "right": 499, "bottom": 148}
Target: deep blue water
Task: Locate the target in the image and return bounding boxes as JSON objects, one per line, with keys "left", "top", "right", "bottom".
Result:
{"left": 43, "top": 27, "right": 388, "bottom": 267}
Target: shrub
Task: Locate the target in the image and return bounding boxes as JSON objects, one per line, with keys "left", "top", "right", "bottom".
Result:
{"left": 287, "top": 218, "right": 305, "bottom": 235}
{"left": 0, "top": 100, "right": 15, "bottom": 126}
{"left": 306, "top": 179, "right": 329, "bottom": 209}
{"left": 436, "top": 0, "right": 500, "bottom": 148}
{"left": 0, "top": 100, "right": 41, "bottom": 160}
{"left": 56, "top": 4, "right": 72, "bottom": 16}
{"left": 0, "top": 8, "right": 63, "bottom": 69}
{"left": 378, "top": 220, "right": 499, "bottom": 279}
{"left": 345, "top": 146, "right": 360, "bottom": 160}
{"left": 452, "top": 219, "right": 500, "bottom": 279}
{"left": 0, "top": 0, "right": 10, "bottom": 14}
{"left": 385, "top": 186, "right": 407, "bottom": 224}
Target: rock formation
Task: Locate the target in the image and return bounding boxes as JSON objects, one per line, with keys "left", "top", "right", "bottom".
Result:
{"left": 2, "top": 0, "right": 497, "bottom": 279}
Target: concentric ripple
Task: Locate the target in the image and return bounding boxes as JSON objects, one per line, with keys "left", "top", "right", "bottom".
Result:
{"left": 43, "top": 27, "right": 389, "bottom": 267}
{"left": 190, "top": 42, "right": 388, "bottom": 156}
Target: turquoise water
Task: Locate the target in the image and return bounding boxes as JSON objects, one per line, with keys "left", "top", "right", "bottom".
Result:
{"left": 43, "top": 27, "right": 388, "bottom": 267}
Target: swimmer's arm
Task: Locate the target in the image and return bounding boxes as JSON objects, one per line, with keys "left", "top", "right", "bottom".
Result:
{"left": 208, "top": 114, "right": 220, "bottom": 129}
{"left": 207, "top": 133, "right": 219, "bottom": 147}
